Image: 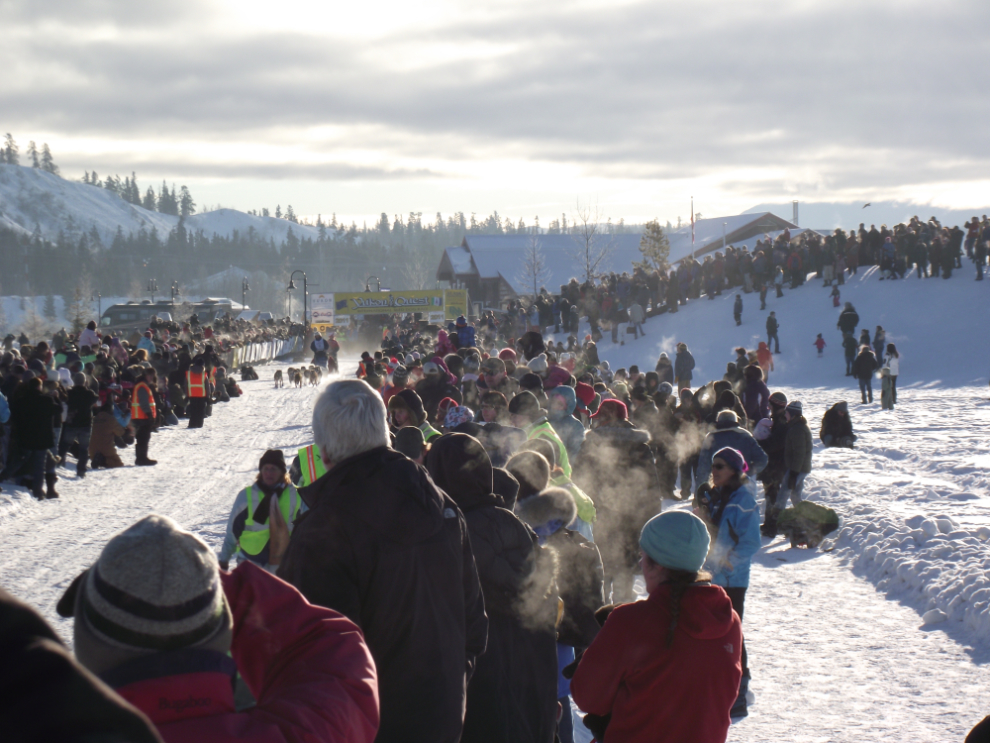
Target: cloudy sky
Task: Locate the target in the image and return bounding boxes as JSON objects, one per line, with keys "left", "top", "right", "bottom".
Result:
{"left": 3, "top": 0, "right": 989, "bottom": 225}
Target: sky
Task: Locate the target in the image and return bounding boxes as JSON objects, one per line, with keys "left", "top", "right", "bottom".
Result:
{"left": 3, "top": 0, "right": 990, "bottom": 226}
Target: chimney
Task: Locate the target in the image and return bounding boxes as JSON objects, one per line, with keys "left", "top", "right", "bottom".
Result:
{"left": 792, "top": 200, "right": 799, "bottom": 227}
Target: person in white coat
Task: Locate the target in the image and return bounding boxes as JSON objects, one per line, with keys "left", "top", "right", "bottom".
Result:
{"left": 883, "top": 343, "right": 900, "bottom": 405}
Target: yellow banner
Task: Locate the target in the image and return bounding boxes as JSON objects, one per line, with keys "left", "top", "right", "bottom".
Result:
{"left": 443, "top": 289, "right": 468, "bottom": 320}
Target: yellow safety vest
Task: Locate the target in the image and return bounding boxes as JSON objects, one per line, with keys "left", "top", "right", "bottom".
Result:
{"left": 551, "top": 474, "right": 597, "bottom": 523}
{"left": 420, "top": 421, "right": 442, "bottom": 442}
{"left": 297, "top": 444, "right": 328, "bottom": 488}
{"left": 527, "top": 419, "right": 572, "bottom": 477}
{"left": 238, "top": 485, "right": 301, "bottom": 556}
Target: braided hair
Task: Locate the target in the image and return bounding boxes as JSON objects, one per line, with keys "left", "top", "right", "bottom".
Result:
{"left": 650, "top": 561, "right": 713, "bottom": 648}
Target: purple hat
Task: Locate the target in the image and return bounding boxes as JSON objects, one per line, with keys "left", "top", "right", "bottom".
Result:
{"left": 713, "top": 447, "right": 748, "bottom": 474}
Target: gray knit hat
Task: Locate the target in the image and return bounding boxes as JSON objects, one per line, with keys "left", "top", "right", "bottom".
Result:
{"left": 58, "top": 515, "right": 232, "bottom": 676}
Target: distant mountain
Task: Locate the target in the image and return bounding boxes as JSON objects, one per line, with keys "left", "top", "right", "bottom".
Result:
{"left": 744, "top": 201, "right": 990, "bottom": 230}
{"left": 0, "top": 163, "right": 319, "bottom": 245}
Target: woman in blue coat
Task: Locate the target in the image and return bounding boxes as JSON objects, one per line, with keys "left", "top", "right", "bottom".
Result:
{"left": 696, "top": 446, "right": 761, "bottom": 718}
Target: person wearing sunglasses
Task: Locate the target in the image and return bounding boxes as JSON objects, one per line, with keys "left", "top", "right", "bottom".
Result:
{"left": 695, "top": 446, "right": 760, "bottom": 719}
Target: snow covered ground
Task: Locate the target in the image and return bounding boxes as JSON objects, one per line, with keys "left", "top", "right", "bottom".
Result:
{"left": 1, "top": 260, "right": 989, "bottom": 740}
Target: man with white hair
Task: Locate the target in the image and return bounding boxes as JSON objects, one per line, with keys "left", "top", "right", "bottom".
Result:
{"left": 278, "top": 379, "right": 488, "bottom": 743}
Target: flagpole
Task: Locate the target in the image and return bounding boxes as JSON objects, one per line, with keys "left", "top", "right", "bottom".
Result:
{"left": 691, "top": 196, "right": 695, "bottom": 259}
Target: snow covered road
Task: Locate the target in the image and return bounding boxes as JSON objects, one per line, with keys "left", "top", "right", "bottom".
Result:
{"left": 0, "top": 361, "right": 327, "bottom": 630}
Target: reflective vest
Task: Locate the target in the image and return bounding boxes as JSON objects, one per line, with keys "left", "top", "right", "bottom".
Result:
{"left": 527, "top": 418, "right": 571, "bottom": 477}
{"left": 551, "top": 474, "right": 597, "bottom": 524}
{"left": 419, "top": 421, "right": 442, "bottom": 442}
{"left": 297, "top": 444, "right": 328, "bottom": 488}
{"left": 131, "top": 381, "right": 156, "bottom": 420}
{"left": 238, "top": 485, "right": 301, "bottom": 556}
{"left": 187, "top": 370, "right": 207, "bottom": 398}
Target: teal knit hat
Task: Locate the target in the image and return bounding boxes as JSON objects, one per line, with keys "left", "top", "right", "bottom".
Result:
{"left": 640, "top": 511, "right": 711, "bottom": 573}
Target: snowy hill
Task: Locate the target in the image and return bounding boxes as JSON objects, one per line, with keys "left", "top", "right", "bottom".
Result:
{"left": 0, "top": 163, "right": 319, "bottom": 245}
{"left": 578, "top": 259, "right": 987, "bottom": 388}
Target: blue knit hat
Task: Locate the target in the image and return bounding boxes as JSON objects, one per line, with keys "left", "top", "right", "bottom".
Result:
{"left": 640, "top": 511, "right": 711, "bottom": 573}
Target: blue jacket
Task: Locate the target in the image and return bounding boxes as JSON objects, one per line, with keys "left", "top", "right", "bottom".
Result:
{"left": 0, "top": 390, "right": 9, "bottom": 424}
{"left": 547, "top": 386, "right": 586, "bottom": 461}
{"left": 705, "top": 481, "right": 761, "bottom": 587}
{"left": 456, "top": 325, "right": 476, "bottom": 349}
{"left": 695, "top": 426, "right": 768, "bottom": 486}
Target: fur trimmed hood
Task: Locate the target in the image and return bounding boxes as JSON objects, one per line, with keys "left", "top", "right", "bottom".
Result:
{"left": 515, "top": 486, "right": 577, "bottom": 530}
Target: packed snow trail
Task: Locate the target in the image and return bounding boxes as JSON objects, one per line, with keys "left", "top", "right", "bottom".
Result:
{"left": 0, "top": 361, "right": 331, "bottom": 630}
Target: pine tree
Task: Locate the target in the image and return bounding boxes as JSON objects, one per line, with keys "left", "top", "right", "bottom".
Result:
{"left": 43, "top": 293, "right": 57, "bottom": 321}
{"left": 66, "top": 280, "right": 92, "bottom": 334}
{"left": 28, "top": 141, "right": 40, "bottom": 168}
{"left": 142, "top": 186, "right": 157, "bottom": 211}
{"left": 275, "top": 205, "right": 282, "bottom": 219}
{"left": 158, "top": 181, "right": 171, "bottom": 213}
{"left": 285, "top": 205, "right": 297, "bottom": 223}
{"left": 262, "top": 207, "right": 270, "bottom": 217}
{"left": 3, "top": 134, "right": 19, "bottom": 165}
{"left": 636, "top": 219, "right": 670, "bottom": 272}
{"left": 40, "top": 143, "right": 59, "bottom": 175}
{"left": 179, "top": 186, "right": 196, "bottom": 217}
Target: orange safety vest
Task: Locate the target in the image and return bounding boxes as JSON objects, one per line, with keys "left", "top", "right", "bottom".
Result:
{"left": 131, "top": 381, "right": 157, "bottom": 420}
{"left": 187, "top": 370, "right": 206, "bottom": 398}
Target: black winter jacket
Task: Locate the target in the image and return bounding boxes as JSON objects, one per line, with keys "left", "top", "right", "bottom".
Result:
{"left": 783, "top": 415, "right": 813, "bottom": 474}
{"left": 279, "top": 446, "right": 488, "bottom": 743}
{"left": 574, "top": 422, "right": 660, "bottom": 514}
{"left": 852, "top": 349, "right": 878, "bottom": 380}
{"left": 426, "top": 433, "right": 558, "bottom": 743}
{"left": 10, "top": 386, "right": 58, "bottom": 450}
{"left": 820, "top": 406, "right": 855, "bottom": 443}
{"left": 65, "top": 386, "right": 99, "bottom": 429}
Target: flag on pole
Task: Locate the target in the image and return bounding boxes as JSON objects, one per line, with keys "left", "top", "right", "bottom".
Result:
{"left": 691, "top": 196, "right": 695, "bottom": 245}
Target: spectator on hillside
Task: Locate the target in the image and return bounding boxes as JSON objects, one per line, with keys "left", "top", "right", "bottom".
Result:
{"left": 820, "top": 401, "right": 856, "bottom": 448}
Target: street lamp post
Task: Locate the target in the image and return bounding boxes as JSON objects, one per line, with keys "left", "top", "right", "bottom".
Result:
{"left": 288, "top": 270, "right": 308, "bottom": 332}
{"left": 170, "top": 281, "right": 181, "bottom": 306}
{"left": 147, "top": 279, "right": 158, "bottom": 303}
{"left": 241, "top": 276, "right": 250, "bottom": 310}
{"left": 365, "top": 275, "right": 381, "bottom": 292}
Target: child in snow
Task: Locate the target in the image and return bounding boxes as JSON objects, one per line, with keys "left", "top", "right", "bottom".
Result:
{"left": 831, "top": 285, "right": 841, "bottom": 307}
{"left": 814, "top": 334, "right": 826, "bottom": 357}
{"left": 880, "top": 367, "right": 894, "bottom": 410}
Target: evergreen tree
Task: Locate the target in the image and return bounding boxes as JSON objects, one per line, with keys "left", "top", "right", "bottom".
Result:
{"left": 636, "top": 219, "right": 670, "bottom": 272}
{"left": 40, "top": 143, "right": 59, "bottom": 175}
{"left": 3, "top": 133, "right": 19, "bottom": 165}
{"left": 158, "top": 181, "right": 171, "bottom": 213}
{"left": 262, "top": 207, "right": 270, "bottom": 217}
{"left": 179, "top": 185, "right": 196, "bottom": 217}
{"left": 28, "top": 141, "right": 40, "bottom": 168}
{"left": 43, "top": 293, "right": 57, "bottom": 321}
{"left": 142, "top": 186, "right": 157, "bottom": 211}
{"left": 275, "top": 205, "right": 282, "bottom": 219}
{"left": 66, "top": 280, "right": 92, "bottom": 334}
{"left": 285, "top": 205, "right": 297, "bottom": 223}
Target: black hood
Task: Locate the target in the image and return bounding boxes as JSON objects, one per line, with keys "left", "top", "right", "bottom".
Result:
{"left": 425, "top": 433, "right": 502, "bottom": 513}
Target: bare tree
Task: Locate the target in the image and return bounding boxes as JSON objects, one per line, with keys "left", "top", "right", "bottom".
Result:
{"left": 516, "top": 235, "right": 551, "bottom": 298}
{"left": 400, "top": 247, "right": 439, "bottom": 290}
{"left": 570, "top": 198, "right": 614, "bottom": 283}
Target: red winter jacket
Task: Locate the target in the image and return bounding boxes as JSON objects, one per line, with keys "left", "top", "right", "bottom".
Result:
{"left": 570, "top": 583, "right": 741, "bottom": 743}
{"left": 111, "top": 562, "right": 379, "bottom": 743}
